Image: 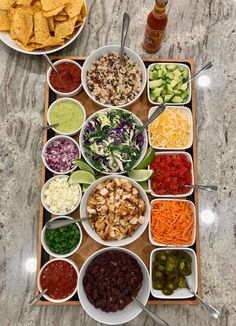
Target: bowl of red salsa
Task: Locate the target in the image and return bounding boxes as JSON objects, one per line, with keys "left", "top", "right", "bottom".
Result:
{"left": 148, "top": 152, "right": 194, "bottom": 197}
{"left": 37, "top": 258, "right": 79, "bottom": 303}
{"left": 47, "top": 59, "right": 82, "bottom": 97}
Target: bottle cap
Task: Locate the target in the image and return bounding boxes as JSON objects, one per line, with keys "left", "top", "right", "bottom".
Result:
{"left": 155, "top": 0, "right": 168, "bottom": 6}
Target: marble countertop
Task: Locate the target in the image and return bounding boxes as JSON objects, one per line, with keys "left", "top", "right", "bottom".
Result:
{"left": 0, "top": 0, "right": 236, "bottom": 325}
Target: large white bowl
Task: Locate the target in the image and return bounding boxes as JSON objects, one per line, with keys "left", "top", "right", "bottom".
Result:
{"left": 79, "top": 107, "right": 148, "bottom": 175}
{"left": 81, "top": 45, "right": 147, "bottom": 108}
{"left": 80, "top": 175, "right": 150, "bottom": 247}
{"left": 78, "top": 247, "right": 150, "bottom": 325}
{"left": 41, "top": 216, "right": 83, "bottom": 258}
{"left": 150, "top": 248, "right": 198, "bottom": 299}
{"left": 37, "top": 257, "right": 79, "bottom": 303}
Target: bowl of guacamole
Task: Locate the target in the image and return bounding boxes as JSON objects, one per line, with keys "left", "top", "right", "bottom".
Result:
{"left": 47, "top": 98, "right": 86, "bottom": 136}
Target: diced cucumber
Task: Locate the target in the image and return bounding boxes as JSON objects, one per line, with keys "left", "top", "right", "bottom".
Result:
{"left": 180, "top": 83, "right": 188, "bottom": 91}
{"left": 183, "top": 69, "right": 189, "bottom": 80}
{"left": 179, "top": 66, "right": 184, "bottom": 72}
{"left": 167, "top": 84, "right": 173, "bottom": 92}
{"left": 154, "top": 64, "right": 161, "bottom": 70}
{"left": 167, "top": 64, "right": 177, "bottom": 71}
{"left": 181, "top": 91, "right": 189, "bottom": 100}
{"left": 166, "top": 72, "right": 174, "bottom": 80}
{"left": 162, "top": 89, "right": 166, "bottom": 97}
{"left": 157, "top": 96, "right": 164, "bottom": 103}
{"left": 172, "top": 96, "right": 183, "bottom": 103}
{"left": 174, "top": 90, "right": 182, "bottom": 95}
{"left": 150, "top": 70, "right": 159, "bottom": 80}
{"left": 173, "top": 69, "right": 182, "bottom": 78}
{"left": 170, "top": 80, "right": 178, "bottom": 88}
{"left": 157, "top": 69, "right": 164, "bottom": 78}
{"left": 149, "top": 79, "right": 163, "bottom": 88}
{"left": 152, "top": 87, "right": 163, "bottom": 98}
{"left": 164, "top": 94, "right": 174, "bottom": 102}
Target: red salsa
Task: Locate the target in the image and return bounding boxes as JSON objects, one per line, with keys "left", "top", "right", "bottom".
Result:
{"left": 150, "top": 154, "right": 192, "bottom": 195}
{"left": 40, "top": 260, "right": 77, "bottom": 300}
{"left": 50, "top": 62, "right": 81, "bottom": 93}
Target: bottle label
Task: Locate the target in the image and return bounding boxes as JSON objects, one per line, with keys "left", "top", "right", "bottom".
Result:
{"left": 143, "top": 24, "right": 164, "bottom": 51}
{"left": 154, "top": 5, "right": 166, "bottom": 17}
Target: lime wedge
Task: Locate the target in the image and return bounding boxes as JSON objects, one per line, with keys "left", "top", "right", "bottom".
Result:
{"left": 69, "top": 170, "right": 96, "bottom": 185}
{"left": 82, "top": 183, "right": 90, "bottom": 192}
{"left": 135, "top": 147, "right": 155, "bottom": 169}
{"left": 138, "top": 181, "right": 151, "bottom": 194}
{"left": 128, "top": 170, "right": 153, "bottom": 182}
{"left": 72, "top": 159, "right": 95, "bottom": 175}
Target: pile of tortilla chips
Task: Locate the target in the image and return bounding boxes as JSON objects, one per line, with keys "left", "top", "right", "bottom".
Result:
{"left": 0, "top": 0, "right": 87, "bottom": 51}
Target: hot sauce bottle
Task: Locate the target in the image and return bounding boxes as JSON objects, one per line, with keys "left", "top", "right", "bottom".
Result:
{"left": 143, "top": 0, "right": 168, "bottom": 53}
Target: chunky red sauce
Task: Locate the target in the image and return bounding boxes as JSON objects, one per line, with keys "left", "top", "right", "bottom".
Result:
{"left": 50, "top": 62, "right": 81, "bottom": 93}
{"left": 150, "top": 154, "right": 192, "bottom": 195}
{"left": 40, "top": 260, "right": 77, "bottom": 300}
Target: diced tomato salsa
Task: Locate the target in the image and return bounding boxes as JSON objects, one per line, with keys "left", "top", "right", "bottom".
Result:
{"left": 150, "top": 153, "right": 192, "bottom": 195}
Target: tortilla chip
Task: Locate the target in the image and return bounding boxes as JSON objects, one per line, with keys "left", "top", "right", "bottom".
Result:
{"left": 54, "top": 16, "right": 76, "bottom": 39}
{"left": 64, "top": 0, "right": 83, "bottom": 18}
{"left": 48, "top": 17, "right": 54, "bottom": 32}
{"left": 0, "top": 11, "right": 10, "bottom": 31}
{"left": 10, "top": 8, "right": 33, "bottom": 46}
{"left": 34, "top": 11, "right": 50, "bottom": 44}
{"left": 0, "top": 0, "right": 9, "bottom": 10}
{"left": 31, "top": 0, "right": 41, "bottom": 11}
{"left": 16, "top": 0, "right": 32, "bottom": 5}
{"left": 16, "top": 39, "right": 42, "bottom": 51}
{"left": 42, "top": 36, "right": 64, "bottom": 47}
{"left": 54, "top": 14, "right": 67, "bottom": 21}
{"left": 80, "top": 1, "right": 88, "bottom": 17}
{"left": 42, "top": 5, "right": 64, "bottom": 17}
{"left": 41, "top": 0, "right": 69, "bottom": 12}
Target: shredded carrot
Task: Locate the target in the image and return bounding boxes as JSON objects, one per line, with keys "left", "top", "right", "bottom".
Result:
{"left": 151, "top": 200, "right": 194, "bottom": 245}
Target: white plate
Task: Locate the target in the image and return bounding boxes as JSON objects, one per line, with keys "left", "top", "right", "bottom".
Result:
{"left": 78, "top": 247, "right": 150, "bottom": 325}
{"left": 147, "top": 62, "right": 191, "bottom": 105}
{"left": 150, "top": 247, "right": 198, "bottom": 299}
{"left": 148, "top": 151, "right": 194, "bottom": 198}
{"left": 148, "top": 199, "right": 196, "bottom": 247}
{"left": 0, "top": 13, "right": 86, "bottom": 55}
{"left": 148, "top": 105, "right": 193, "bottom": 150}
{"left": 80, "top": 175, "right": 150, "bottom": 247}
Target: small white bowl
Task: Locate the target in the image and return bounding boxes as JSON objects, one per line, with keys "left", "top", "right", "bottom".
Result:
{"left": 41, "top": 175, "right": 82, "bottom": 216}
{"left": 148, "top": 151, "right": 194, "bottom": 198}
{"left": 150, "top": 247, "right": 198, "bottom": 299}
{"left": 148, "top": 106, "right": 193, "bottom": 150}
{"left": 81, "top": 45, "right": 147, "bottom": 108}
{"left": 79, "top": 107, "right": 148, "bottom": 175}
{"left": 78, "top": 247, "right": 150, "bottom": 325}
{"left": 37, "top": 258, "right": 79, "bottom": 303}
{"left": 148, "top": 199, "right": 196, "bottom": 247}
{"left": 47, "top": 59, "right": 83, "bottom": 97}
{"left": 41, "top": 216, "right": 83, "bottom": 258}
{"left": 80, "top": 175, "right": 150, "bottom": 247}
{"left": 47, "top": 98, "right": 86, "bottom": 136}
{"left": 147, "top": 62, "right": 192, "bottom": 106}
{"left": 42, "top": 135, "right": 81, "bottom": 175}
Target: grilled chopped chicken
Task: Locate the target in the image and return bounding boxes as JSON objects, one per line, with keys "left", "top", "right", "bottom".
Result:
{"left": 86, "top": 178, "right": 146, "bottom": 240}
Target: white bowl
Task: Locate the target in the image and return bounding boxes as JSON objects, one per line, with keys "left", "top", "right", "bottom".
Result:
{"left": 37, "top": 258, "right": 79, "bottom": 303}
{"left": 80, "top": 175, "right": 150, "bottom": 247}
{"left": 79, "top": 107, "right": 148, "bottom": 175}
{"left": 81, "top": 45, "right": 147, "bottom": 108}
{"left": 47, "top": 59, "right": 83, "bottom": 97}
{"left": 42, "top": 135, "right": 81, "bottom": 174}
{"left": 41, "top": 216, "right": 83, "bottom": 258}
{"left": 148, "top": 106, "right": 193, "bottom": 150}
{"left": 47, "top": 98, "right": 86, "bottom": 136}
{"left": 148, "top": 151, "right": 194, "bottom": 197}
{"left": 150, "top": 248, "right": 198, "bottom": 299}
{"left": 148, "top": 199, "right": 196, "bottom": 247}
{"left": 78, "top": 247, "right": 150, "bottom": 325}
{"left": 41, "top": 175, "right": 82, "bottom": 216}
{"left": 147, "top": 63, "right": 191, "bottom": 106}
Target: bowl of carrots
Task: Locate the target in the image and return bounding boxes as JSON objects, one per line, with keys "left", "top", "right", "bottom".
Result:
{"left": 149, "top": 199, "right": 196, "bottom": 247}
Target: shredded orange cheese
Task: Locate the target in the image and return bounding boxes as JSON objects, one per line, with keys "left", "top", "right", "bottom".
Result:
{"left": 149, "top": 107, "right": 191, "bottom": 148}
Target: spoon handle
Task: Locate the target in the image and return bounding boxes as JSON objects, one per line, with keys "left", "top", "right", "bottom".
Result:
{"left": 185, "top": 184, "right": 217, "bottom": 192}
{"left": 29, "top": 289, "right": 47, "bottom": 306}
{"left": 132, "top": 296, "right": 170, "bottom": 326}
{"left": 186, "top": 61, "right": 213, "bottom": 84}
{"left": 41, "top": 123, "right": 59, "bottom": 130}
{"left": 43, "top": 54, "right": 58, "bottom": 73}
{"left": 143, "top": 103, "right": 166, "bottom": 130}
{"left": 46, "top": 217, "right": 89, "bottom": 230}
{"left": 120, "top": 12, "right": 130, "bottom": 60}
{"left": 187, "top": 287, "right": 221, "bottom": 319}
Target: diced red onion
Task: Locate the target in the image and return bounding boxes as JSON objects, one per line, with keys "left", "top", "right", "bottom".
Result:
{"left": 44, "top": 138, "right": 79, "bottom": 172}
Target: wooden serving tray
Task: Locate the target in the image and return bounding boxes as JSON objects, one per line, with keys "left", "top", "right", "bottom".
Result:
{"left": 35, "top": 57, "right": 201, "bottom": 305}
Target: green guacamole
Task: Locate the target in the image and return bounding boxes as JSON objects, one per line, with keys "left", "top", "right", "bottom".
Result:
{"left": 50, "top": 100, "right": 85, "bottom": 133}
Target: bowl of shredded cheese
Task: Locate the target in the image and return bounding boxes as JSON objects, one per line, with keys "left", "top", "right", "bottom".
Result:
{"left": 148, "top": 106, "right": 193, "bottom": 150}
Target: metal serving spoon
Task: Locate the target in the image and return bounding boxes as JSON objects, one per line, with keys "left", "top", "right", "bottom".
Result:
{"left": 132, "top": 296, "right": 169, "bottom": 325}
{"left": 185, "top": 184, "right": 217, "bottom": 192}
{"left": 134, "top": 103, "right": 166, "bottom": 139}
{"left": 43, "top": 54, "right": 58, "bottom": 73}
{"left": 120, "top": 12, "right": 130, "bottom": 63}
{"left": 46, "top": 217, "right": 92, "bottom": 230}
{"left": 186, "top": 280, "right": 221, "bottom": 319}
{"left": 29, "top": 289, "right": 48, "bottom": 306}
{"left": 186, "top": 61, "right": 213, "bottom": 84}
{"left": 41, "top": 123, "right": 59, "bottom": 131}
